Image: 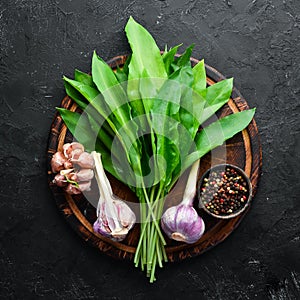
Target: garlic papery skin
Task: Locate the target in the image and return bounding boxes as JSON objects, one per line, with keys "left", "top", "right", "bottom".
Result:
{"left": 91, "top": 151, "right": 136, "bottom": 242}
{"left": 161, "top": 160, "right": 205, "bottom": 244}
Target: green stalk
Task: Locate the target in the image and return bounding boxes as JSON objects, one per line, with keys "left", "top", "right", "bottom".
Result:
{"left": 134, "top": 183, "right": 166, "bottom": 277}
{"left": 141, "top": 186, "right": 166, "bottom": 245}
{"left": 148, "top": 189, "right": 162, "bottom": 264}
{"left": 156, "top": 238, "right": 163, "bottom": 268}
{"left": 150, "top": 255, "right": 157, "bottom": 283}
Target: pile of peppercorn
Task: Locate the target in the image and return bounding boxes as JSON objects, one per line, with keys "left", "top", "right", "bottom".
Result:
{"left": 199, "top": 165, "right": 250, "bottom": 217}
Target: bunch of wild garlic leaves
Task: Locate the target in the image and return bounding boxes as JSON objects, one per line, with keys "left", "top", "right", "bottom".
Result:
{"left": 57, "top": 17, "right": 255, "bottom": 282}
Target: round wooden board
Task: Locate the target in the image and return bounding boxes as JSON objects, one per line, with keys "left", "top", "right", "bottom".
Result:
{"left": 47, "top": 55, "right": 262, "bottom": 262}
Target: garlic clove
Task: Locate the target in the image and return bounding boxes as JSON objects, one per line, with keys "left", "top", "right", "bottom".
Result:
{"left": 68, "top": 173, "right": 77, "bottom": 181}
{"left": 51, "top": 152, "right": 67, "bottom": 173}
{"left": 64, "top": 160, "right": 73, "bottom": 169}
{"left": 70, "top": 148, "right": 84, "bottom": 160}
{"left": 71, "top": 152, "right": 95, "bottom": 169}
{"left": 63, "top": 142, "right": 84, "bottom": 159}
{"left": 78, "top": 181, "right": 92, "bottom": 192}
{"left": 76, "top": 169, "right": 94, "bottom": 182}
{"left": 62, "top": 143, "right": 71, "bottom": 158}
{"left": 114, "top": 199, "right": 136, "bottom": 229}
{"left": 53, "top": 174, "right": 68, "bottom": 187}
{"left": 64, "top": 183, "right": 81, "bottom": 195}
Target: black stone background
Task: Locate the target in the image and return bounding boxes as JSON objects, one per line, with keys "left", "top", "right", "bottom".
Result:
{"left": 0, "top": 0, "right": 299, "bottom": 299}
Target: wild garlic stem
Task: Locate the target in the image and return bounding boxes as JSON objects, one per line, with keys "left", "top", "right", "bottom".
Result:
{"left": 92, "top": 151, "right": 123, "bottom": 232}
{"left": 181, "top": 159, "right": 200, "bottom": 206}
{"left": 92, "top": 151, "right": 113, "bottom": 196}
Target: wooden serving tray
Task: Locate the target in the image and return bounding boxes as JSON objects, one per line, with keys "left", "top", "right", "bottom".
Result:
{"left": 47, "top": 55, "right": 262, "bottom": 262}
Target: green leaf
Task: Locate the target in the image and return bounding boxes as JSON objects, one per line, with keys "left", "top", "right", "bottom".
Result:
{"left": 173, "top": 44, "right": 194, "bottom": 69}
{"left": 56, "top": 108, "right": 96, "bottom": 152}
{"left": 183, "top": 108, "right": 256, "bottom": 171}
{"left": 150, "top": 79, "right": 184, "bottom": 186}
{"left": 63, "top": 76, "right": 100, "bottom": 102}
{"left": 115, "top": 65, "right": 128, "bottom": 83}
{"left": 74, "top": 69, "right": 96, "bottom": 88}
{"left": 125, "top": 16, "right": 167, "bottom": 104}
{"left": 139, "top": 69, "right": 158, "bottom": 115}
{"left": 64, "top": 76, "right": 117, "bottom": 139}
{"left": 171, "top": 65, "right": 199, "bottom": 146}
{"left": 125, "top": 16, "right": 167, "bottom": 81}
{"left": 64, "top": 74, "right": 142, "bottom": 182}
{"left": 63, "top": 76, "right": 116, "bottom": 125}
{"left": 206, "top": 78, "right": 233, "bottom": 106}
{"left": 92, "top": 52, "right": 146, "bottom": 183}
{"left": 192, "top": 59, "right": 206, "bottom": 92}
{"left": 162, "top": 44, "right": 181, "bottom": 75}
{"left": 92, "top": 51, "right": 130, "bottom": 123}
{"left": 64, "top": 80, "right": 88, "bottom": 110}
{"left": 199, "top": 78, "right": 233, "bottom": 124}
{"left": 122, "top": 54, "right": 131, "bottom": 76}
{"left": 115, "top": 54, "right": 132, "bottom": 84}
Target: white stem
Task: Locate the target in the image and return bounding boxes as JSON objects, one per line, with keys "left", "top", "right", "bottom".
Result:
{"left": 92, "top": 152, "right": 113, "bottom": 197}
{"left": 181, "top": 159, "right": 200, "bottom": 206}
{"left": 92, "top": 151, "right": 122, "bottom": 231}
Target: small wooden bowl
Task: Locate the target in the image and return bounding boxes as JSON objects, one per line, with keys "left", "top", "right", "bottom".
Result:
{"left": 197, "top": 164, "right": 253, "bottom": 219}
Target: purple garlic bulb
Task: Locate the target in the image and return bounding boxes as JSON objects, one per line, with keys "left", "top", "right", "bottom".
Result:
{"left": 91, "top": 151, "right": 136, "bottom": 242}
{"left": 161, "top": 204, "right": 205, "bottom": 244}
{"left": 161, "top": 160, "right": 205, "bottom": 244}
{"left": 93, "top": 197, "right": 136, "bottom": 242}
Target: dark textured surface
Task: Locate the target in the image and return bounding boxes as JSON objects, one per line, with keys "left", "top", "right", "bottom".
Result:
{"left": 0, "top": 0, "right": 299, "bottom": 299}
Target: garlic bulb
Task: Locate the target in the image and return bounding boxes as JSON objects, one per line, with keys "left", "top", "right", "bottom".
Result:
{"left": 161, "top": 204, "right": 205, "bottom": 244}
{"left": 161, "top": 160, "right": 205, "bottom": 244}
{"left": 51, "top": 143, "right": 95, "bottom": 195}
{"left": 91, "top": 151, "right": 136, "bottom": 242}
